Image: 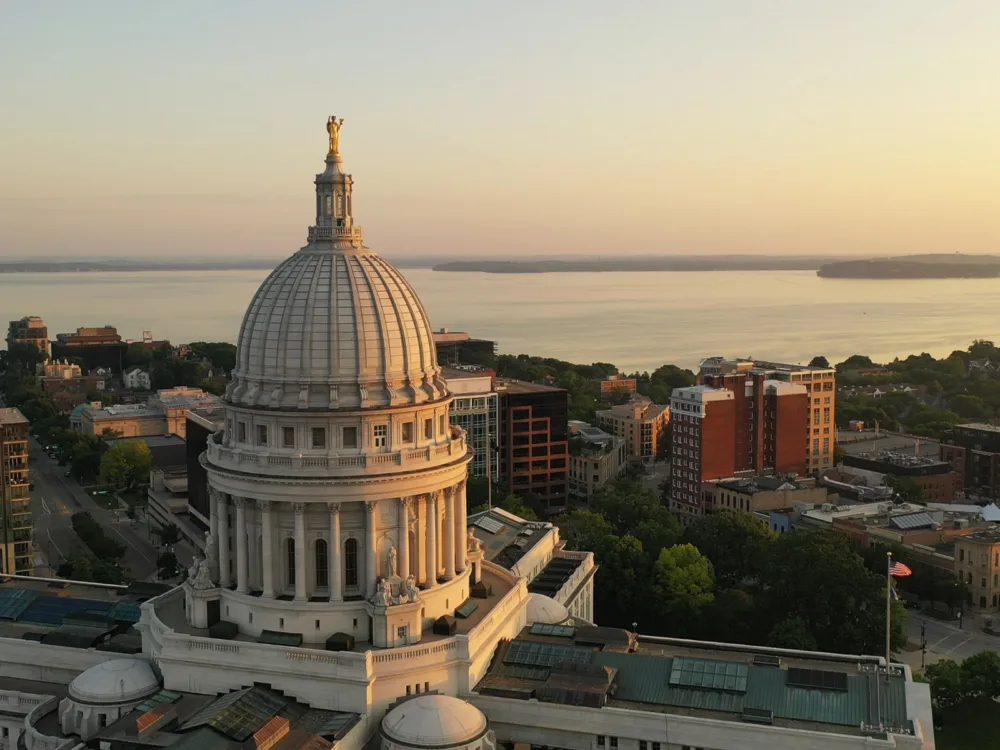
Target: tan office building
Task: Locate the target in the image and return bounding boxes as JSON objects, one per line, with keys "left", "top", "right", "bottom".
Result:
{"left": 955, "top": 528, "right": 1000, "bottom": 611}
{"left": 595, "top": 396, "right": 669, "bottom": 461}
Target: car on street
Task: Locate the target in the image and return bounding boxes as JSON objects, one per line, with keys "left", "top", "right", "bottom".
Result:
{"left": 64, "top": 470, "right": 72, "bottom": 477}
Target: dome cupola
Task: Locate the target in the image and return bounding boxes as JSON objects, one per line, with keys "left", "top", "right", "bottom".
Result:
{"left": 226, "top": 117, "right": 448, "bottom": 411}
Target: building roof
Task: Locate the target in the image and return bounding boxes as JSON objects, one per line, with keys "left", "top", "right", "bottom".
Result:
{"left": 960, "top": 527, "right": 1000, "bottom": 545}
{"left": 69, "top": 658, "right": 160, "bottom": 704}
{"left": 468, "top": 509, "right": 550, "bottom": 570}
{"left": 0, "top": 407, "right": 28, "bottom": 425}
{"left": 496, "top": 379, "right": 565, "bottom": 394}
{"left": 381, "top": 695, "right": 488, "bottom": 748}
{"left": 527, "top": 555, "right": 588, "bottom": 598}
{"left": 525, "top": 593, "right": 570, "bottom": 626}
{"left": 106, "top": 434, "right": 186, "bottom": 449}
{"left": 476, "top": 630, "right": 914, "bottom": 737}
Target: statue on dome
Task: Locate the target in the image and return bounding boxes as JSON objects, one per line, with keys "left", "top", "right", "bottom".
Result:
{"left": 327, "top": 115, "right": 344, "bottom": 155}
{"left": 467, "top": 527, "right": 482, "bottom": 553}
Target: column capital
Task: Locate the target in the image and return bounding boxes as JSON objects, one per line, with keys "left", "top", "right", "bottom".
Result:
{"left": 257, "top": 499, "right": 272, "bottom": 512}
{"left": 364, "top": 500, "right": 378, "bottom": 513}
{"left": 328, "top": 502, "right": 341, "bottom": 514}
{"left": 456, "top": 479, "right": 467, "bottom": 492}
{"left": 400, "top": 497, "right": 413, "bottom": 510}
{"left": 293, "top": 502, "right": 306, "bottom": 515}
{"left": 234, "top": 496, "right": 248, "bottom": 509}
{"left": 443, "top": 486, "right": 455, "bottom": 499}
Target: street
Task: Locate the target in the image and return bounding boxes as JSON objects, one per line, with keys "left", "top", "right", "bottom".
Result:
{"left": 899, "top": 608, "right": 1000, "bottom": 671}
{"left": 28, "top": 436, "right": 193, "bottom": 581}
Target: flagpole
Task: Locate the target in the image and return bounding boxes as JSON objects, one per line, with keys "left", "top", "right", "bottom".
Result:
{"left": 885, "top": 551, "right": 892, "bottom": 679}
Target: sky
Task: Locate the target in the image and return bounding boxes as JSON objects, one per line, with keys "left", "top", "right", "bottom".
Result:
{"left": 2, "top": 1, "right": 1000, "bottom": 260}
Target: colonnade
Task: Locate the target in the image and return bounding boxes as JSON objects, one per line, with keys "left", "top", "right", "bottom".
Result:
{"left": 208, "top": 483, "right": 468, "bottom": 602}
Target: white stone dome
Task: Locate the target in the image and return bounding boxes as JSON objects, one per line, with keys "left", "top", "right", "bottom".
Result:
{"left": 68, "top": 658, "right": 160, "bottom": 705}
{"left": 381, "top": 695, "right": 488, "bottom": 749}
{"left": 525, "top": 592, "right": 570, "bottom": 625}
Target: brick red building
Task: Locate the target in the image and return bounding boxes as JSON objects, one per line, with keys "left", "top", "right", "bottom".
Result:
{"left": 670, "top": 376, "right": 809, "bottom": 521}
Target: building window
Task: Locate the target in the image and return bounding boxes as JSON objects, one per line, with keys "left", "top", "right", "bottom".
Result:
{"left": 282, "top": 426, "right": 295, "bottom": 448}
{"left": 343, "top": 426, "right": 358, "bottom": 448}
{"left": 609, "top": 739, "right": 618, "bottom": 749}
{"left": 312, "top": 427, "right": 326, "bottom": 449}
{"left": 286, "top": 538, "right": 296, "bottom": 588}
{"left": 961, "top": 549, "right": 965, "bottom": 562}
{"left": 345, "top": 538, "right": 358, "bottom": 586}
{"left": 257, "top": 424, "right": 268, "bottom": 446}
{"left": 397, "top": 625, "right": 407, "bottom": 639}
{"left": 597, "top": 737, "right": 605, "bottom": 747}
{"left": 425, "top": 418, "right": 433, "bottom": 439}
{"left": 640, "top": 742, "right": 648, "bottom": 750}
{"left": 402, "top": 422, "right": 414, "bottom": 443}
{"left": 440, "top": 414, "right": 446, "bottom": 434}
{"left": 325, "top": 194, "right": 332, "bottom": 215}
{"left": 238, "top": 422, "right": 247, "bottom": 442}
{"left": 315, "top": 539, "right": 329, "bottom": 588}
{"left": 373, "top": 424, "right": 387, "bottom": 449}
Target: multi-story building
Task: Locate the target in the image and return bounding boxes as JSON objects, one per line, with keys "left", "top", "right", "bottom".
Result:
{"left": 185, "top": 406, "right": 225, "bottom": 529}
{"left": 123, "top": 366, "right": 152, "bottom": 390}
{"left": 596, "top": 374, "right": 637, "bottom": 396}
{"left": 595, "top": 396, "right": 669, "bottom": 462}
{"left": 700, "top": 357, "right": 837, "bottom": 472}
{"left": 670, "top": 385, "right": 736, "bottom": 519}
{"left": 78, "top": 387, "right": 218, "bottom": 438}
{"left": 498, "top": 380, "right": 569, "bottom": 513}
{"left": 6, "top": 316, "right": 48, "bottom": 357}
{"left": 940, "top": 423, "right": 1000, "bottom": 500}
{"left": 433, "top": 328, "right": 497, "bottom": 366}
{"left": 50, "top": 325, "right": 129, "bottom": 372}
{"left": 843, "top": 451, "right": 959, "bottom": 503}
{"left": 0, "top": 408, "right": 31, "bottom": 575}
{"left": 710, "top": 475, "right": 829, "bottom": 515}
{"left": 568, "top": 422, "right": 627, "bottom": 502}
{"left": 442, "top": 367, "right": 500, "bottom": 481}
{"left": 671, "top": 374, "right": 810, "bottom": 519}
{"left": 954, "top": 527, "right": 1000, "bottom": 610}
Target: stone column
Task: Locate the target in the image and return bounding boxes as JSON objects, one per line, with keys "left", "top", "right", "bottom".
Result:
{"left": 443, "top": 488, "right": 456, "bottom": 580}
{"left": 416, "top": 495, "right": 427, "bottom": 585}
{"left": 218, "top": 493, "right": 231, "bottom": 588}
{"left": 398, "top": 498, "right": 411, "bottom": 580}
{"left": 235, "top": 498, "right": 249, "bottom": 594}
{"left": 294, "top": 503, "right": 307, "bottom": 601}
{"left": 424, "top": 492, "right": 437, "bottom": 588}
{"left": 259, "top": 500, "right": 274, "bottom": 598}
{"left": 208, "top": 487, "right": 221, "bottom": 581}
{"left": 329, "top": 503, "right": 342, "bottom": 602}
{"left": 456, "top": 480, "right": 468, "bottom": 573}
{"left": 365, "top": 501, "right": 378, "bottom": 597}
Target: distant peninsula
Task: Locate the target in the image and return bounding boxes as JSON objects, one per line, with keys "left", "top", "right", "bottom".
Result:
{"left": 433, "top": 255, "right": 842, "bottom": 274}
{"left": 817, "top": 254, "right": 1000, "bottom": 279}
{"left": 0, "top": 259, "right": 284, "bottom": 274}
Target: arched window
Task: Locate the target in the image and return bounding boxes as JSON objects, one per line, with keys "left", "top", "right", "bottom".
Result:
{"left": 345, "top": 538, "right": 358, "bottom": 587}
{"left": 324, "top": 195, "right": 332, "bottom": 216}
{"left": 315, "top": 539, "right": 329, "bottom": 588}
{"left": 286, "top": 538, "right": 296, "bottom": 589}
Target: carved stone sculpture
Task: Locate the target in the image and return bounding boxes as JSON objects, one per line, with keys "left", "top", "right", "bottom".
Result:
{"left": 404, "top": 575, "right": 419, "bottom": 603}
{"left": 467, "top": 526, "right": 482, "bottom": 552}
{"left": 388, "top": 545, "right": 398, "bottom": 578}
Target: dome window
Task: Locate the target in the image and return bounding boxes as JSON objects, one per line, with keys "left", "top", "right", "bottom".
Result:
{"left": 373, "top": 424, "right": 387, "bottom": 449}
{"left": 342, "top": 426, "right": 358, "bottom": 448}
{"left": 311, "top": 427, "right": 326, "bottom": 449}
{"left": 401, "top": 422, "right": 414, "bottom": 443}
{"left": 282, "top": 426, "right": 295, "bottom": 448}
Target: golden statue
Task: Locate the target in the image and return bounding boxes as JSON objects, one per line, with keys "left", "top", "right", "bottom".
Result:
{"left": 327, "top": 115, "right": 344, "bottom": 155}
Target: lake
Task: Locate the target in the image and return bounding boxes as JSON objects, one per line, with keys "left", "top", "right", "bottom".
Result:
{"left": 2, "top": 267, "right": 998, "bottom": 372}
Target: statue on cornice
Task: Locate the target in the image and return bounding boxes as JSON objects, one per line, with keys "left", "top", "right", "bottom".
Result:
{"left": 404, "top": 575, "right": 419, "bottom": 603}
{"left": 467, "top": 527, "right": 482, "bottom": 553}
{"left": 388, "top": 545, "right": 398, "bottom": 578}
{"left": 204, "top": 531, "right": 218, "bottom": 567}
{"left": 327, "top": 115, "right": 344, "bottom": 155}
{"left": 372, "top": 578, "right": 392, "bottom": 607}
{"left": 189, "top": 557, "right": 213, "bottom": 590}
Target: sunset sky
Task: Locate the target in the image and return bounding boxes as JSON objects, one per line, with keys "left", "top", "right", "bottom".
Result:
{"left": 2, "top": 1, "right": 999, "bottom": 260}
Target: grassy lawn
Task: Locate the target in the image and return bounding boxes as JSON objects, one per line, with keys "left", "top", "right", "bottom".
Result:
{"left": 936, "top": 697, "right": 1000, "bottom": 750}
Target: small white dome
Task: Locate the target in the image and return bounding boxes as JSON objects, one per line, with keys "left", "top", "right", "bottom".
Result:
{"left": 68, "top": 658, "right": 159, "bottom": 705}
{"left": 525, "top": 593, "right": 570, "bottom": 625}
{"left": 381, "top": 695, "right": 488, "bottom": 748}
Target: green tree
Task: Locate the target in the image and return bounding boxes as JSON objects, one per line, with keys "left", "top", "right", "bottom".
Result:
{"left": 925, "top": 659, "right": 969, "bottom": 711}
{"left": 555, "top": 510, "right": 613, "bottom": 553}
{"left": 157, "top": 523, "right": 182, "bottom": 547}
{"left": 650, "top": 543, "right": 715, "bottom": 636}
{"left": 885, "top": 474, "right": 925, "bottom": 504}
{"left": 157, "top": 551, "right": 179, "bottom": 578}
{"left": 961, "top": 651, "right": 1000, "bottom": 701}
{"left": 592, "top": 534, "right": 648, "bottom": 628}
{"left": 767, "top": 617, "right": 818, "bottom": 651}
{"left": 99, "top": 440, "right": 152, "bottom": 490}
{"left": 761, "top": 529, "right": 906, "bottom": 655}
{"left": 809, "top": 355, "right": 830, "bottom": 368}
{"left": 187, "top": 342, "right": 238, "bottom": 372}
{"left": 682, "top": 509, "right": 776, "bottom": 588}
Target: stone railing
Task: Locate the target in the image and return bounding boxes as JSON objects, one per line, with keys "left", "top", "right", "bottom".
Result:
{"left": 307, "top": 225, "right": 364, "bottom": 243}
{"left": 205, "top": 433, "right": 467, "bottom": 477}
{"left": 461, "top": 565, "right": 528, "bottom": 662}
{"left": 23, "top": 697, "right": 75, "bottom": 750}
{"left": 0, "top": 691, "right": 47, "bottom": 711}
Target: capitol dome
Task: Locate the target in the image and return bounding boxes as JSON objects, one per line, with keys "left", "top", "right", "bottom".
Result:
{"left": 68, "top": 658, "right": 160, "bottom": 704}
{"left": 525, "top": 592, "right": 570, "bottom": 626}
{"left": 226, "top": 122, "right": 447, "bottom": 412}
{"left": 381, "top": 695, "right": 492, "bottom": 750}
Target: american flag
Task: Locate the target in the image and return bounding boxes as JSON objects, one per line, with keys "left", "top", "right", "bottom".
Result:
{"left": 889, "top": 561, "right": 912, "bottom": 577}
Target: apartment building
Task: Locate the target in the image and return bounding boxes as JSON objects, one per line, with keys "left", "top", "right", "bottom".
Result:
{"left": 700, "top": 357, "right": 837, "bottom": 472}
{"left": 955, "top": 528, "right": 1000, "bottom": 611}
{"left": 669, "top": 385, "right": 736, "bottom": 520}
{"left": 6, "top": 316, "right": 48, "bottom": 357}
{"left": 0, "top": 408, "right": 31, "bottom": 575}
{"left": 595, "top": 396, "right": 669, "bottom": 462}
{"left": 441, "top": 367, "right": 500, "bottom": 480}
{"left": 940, "top": 423, "right": 1000, "bottom": 499}
{"left": 568, "top": 422, "right": 627, "bottom": 502}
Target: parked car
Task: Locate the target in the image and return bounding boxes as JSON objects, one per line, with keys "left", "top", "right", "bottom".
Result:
{"left": 64, "top": 470, "right": 72, "bottom": 478}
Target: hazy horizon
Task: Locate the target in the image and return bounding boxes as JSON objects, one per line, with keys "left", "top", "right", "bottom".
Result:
{"left": 3, "top": 2, "right": 1000, "bottom": 259}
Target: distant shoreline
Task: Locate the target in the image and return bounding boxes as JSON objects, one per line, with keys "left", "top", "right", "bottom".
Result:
{"left": 817, "top": 255, "right": 1000, "bottom": 279}
{"left": 432, "top": 256, "right": 843, "bottom": 274}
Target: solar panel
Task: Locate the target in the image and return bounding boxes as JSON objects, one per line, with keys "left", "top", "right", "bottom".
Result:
{"left": 0, "top": 589, "right": 37, "bottom": 620}
{"left": 475, "top": 516, "right": 505, "bottom": 534}
{"left": 107, "top": 600, "right": 142, "bottom": 624}
{"left": 530, "top": 623, "right": 577, "bottom": 638}
{"left": 503, "top": 640, "right": 592, "bottom": 668}
{"left": 787, "top": 668, "right": 849, "bottom": 692}
{"left": 183, "top": 687, "right": 288, "bottom": 741}
{"left": 19, "top": 596, "right": 111, "bottom": 627}
{"left": 668, "top": 657, "right": 749, "bottom": 693}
